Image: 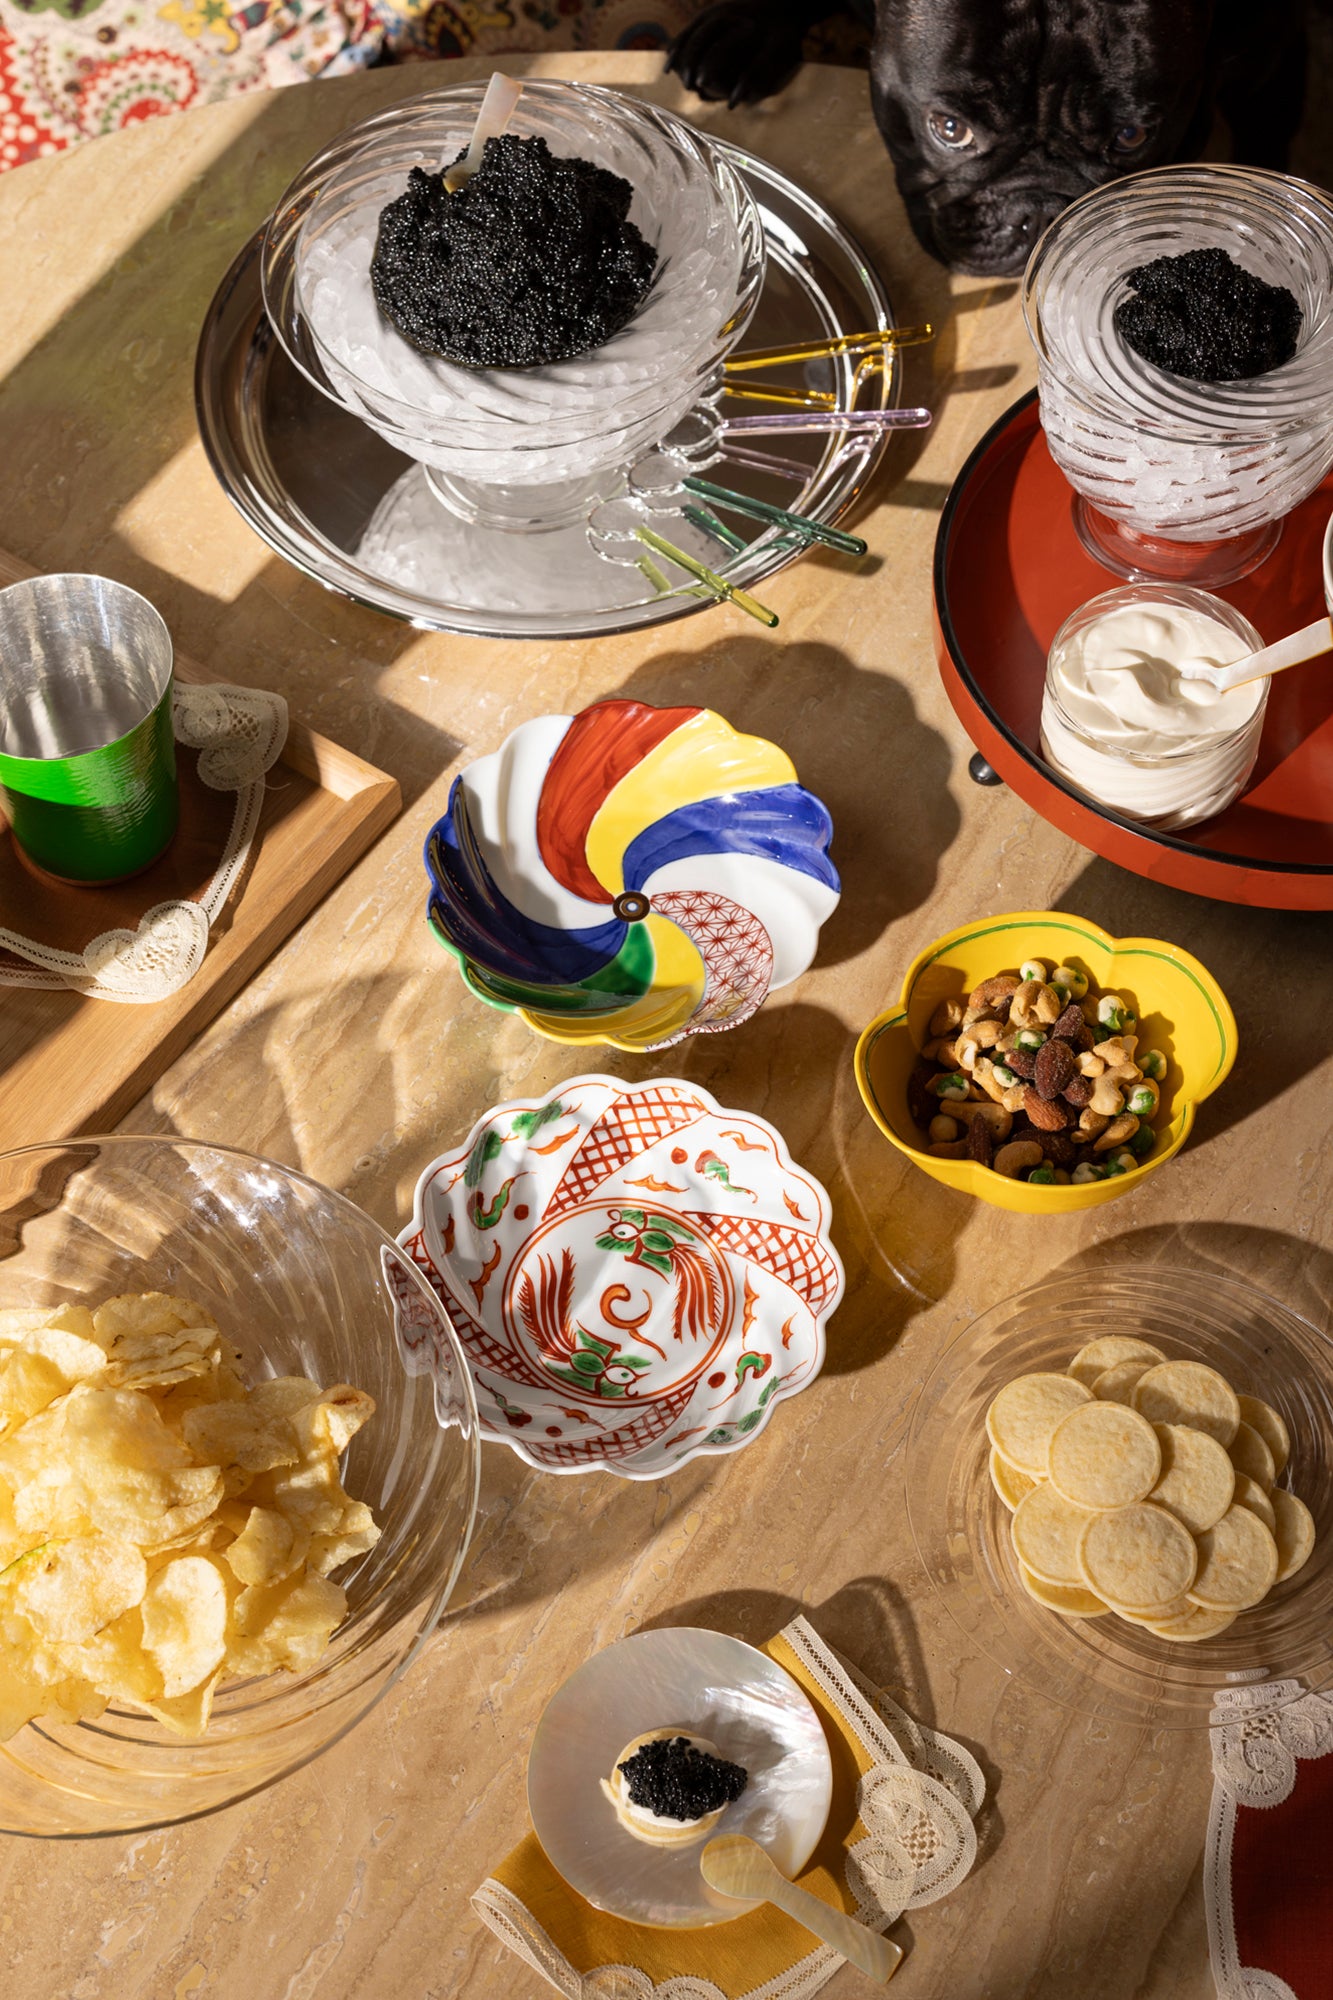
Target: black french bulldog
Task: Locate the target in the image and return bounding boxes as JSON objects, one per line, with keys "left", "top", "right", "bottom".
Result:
{"left": 667, "top": 0, "right": 1308, "bottom": 274}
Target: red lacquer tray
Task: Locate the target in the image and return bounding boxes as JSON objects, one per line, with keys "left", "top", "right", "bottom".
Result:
{"left": 932, "top": 391, "right": 1333, "bottom": 909}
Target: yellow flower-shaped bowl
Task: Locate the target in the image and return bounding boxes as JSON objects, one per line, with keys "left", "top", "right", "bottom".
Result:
{"left": 854, "top": 911, "right": 1237, "bottom": 1213}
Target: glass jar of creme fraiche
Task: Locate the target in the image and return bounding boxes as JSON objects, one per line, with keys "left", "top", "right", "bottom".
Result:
{"left": 1040, "top": 584, "right": 1268, "bottom": 832}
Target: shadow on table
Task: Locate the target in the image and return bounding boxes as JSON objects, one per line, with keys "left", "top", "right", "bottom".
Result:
{"left": 609, "top": 637, "right": 962, "bottom": 970}
{"left": 1053, "top": 854, "right": 1333, "bottom": 1150}
{"left": 1046, "top": 1220, "right": 1333, "bottom": 1328}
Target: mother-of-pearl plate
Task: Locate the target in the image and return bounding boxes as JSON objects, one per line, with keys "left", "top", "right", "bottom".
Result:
{"left": 528, "top": 1627, "right": 833, "bottom": 1927}
{"left": 398, "top": 1074, "right": 843, "bottom": 1478}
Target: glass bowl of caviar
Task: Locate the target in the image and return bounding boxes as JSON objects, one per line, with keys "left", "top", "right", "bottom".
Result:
{"left": 1023, "top": 165, "right": 1333, "bottom": 586}
{"left": 262, "top": 81, "right": 765, "bottom": 534}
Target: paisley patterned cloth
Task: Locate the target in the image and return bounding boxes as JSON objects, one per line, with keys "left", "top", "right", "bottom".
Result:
{"left": 0, "top": 0, "right": 868, "bottom": 174}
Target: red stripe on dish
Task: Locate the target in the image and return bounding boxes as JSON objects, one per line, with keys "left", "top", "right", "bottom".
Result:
{"left": 537, "top": 700, "right": 700, "bottom": 902}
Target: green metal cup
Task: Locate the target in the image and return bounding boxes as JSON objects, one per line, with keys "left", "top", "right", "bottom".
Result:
{"left": 0, "top": 574, "right": 178, "bottom": 883}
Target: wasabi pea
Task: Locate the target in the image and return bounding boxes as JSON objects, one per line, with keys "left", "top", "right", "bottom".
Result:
{"left": 1019, "top": 958, "right": 1048, "bottom": 984}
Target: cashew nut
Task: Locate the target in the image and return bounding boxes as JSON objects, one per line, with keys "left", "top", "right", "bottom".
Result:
{"left": 928, "top": 998, "right": 965, "bottom": 1038}
{"left": 1088, "top": 1075, "right": 1125, "bottom": 1117}
{"left": 929, "top": 1114, "right": 960, "bottom": 1144}
{"left": 1001, "top": 1085, "right": 1029, "bottom": 1114}
{"left": 1033, "top": 983, "right": 1064, "bottom": 1025}
{"left": 968, "top": 1017, "right": 1004, "bottom": 1049}
{"left": 928, "top": 1140, "right": 968, "bottom": 1159}
{"left": 937, "top": 1038, "right": 961, "bottom": 1068}
{"left": 954, "top": 1031, "right": 982, "bottom": 1072}
{"left": 1078, "top": 1106, "right": 1110, "bottom": 1139}
{"left": 966, "top": 974, "right": 1019, "bottom": 1021}
{"left": 1094, "top": 1112, "right": 1141, "bottom": 1153}
{"left": 1008, "top": 979, "right": 1046, "bottom": 1030}
{"left": 971, "top": 1059, "right": 1010, "bottom": 1104}
{"left": 1077, "top": 1051, "right": 1106, "bottom": 1078}
{"left": 949, "top": 1100, "right": 1013, "bottom": 1140}
{"left": 993, "top": 1139, "right": 1044, "bottom": 1178}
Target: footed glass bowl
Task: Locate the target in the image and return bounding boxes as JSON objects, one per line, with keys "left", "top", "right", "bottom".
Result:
{"left": 1023, "top": 165, "right": 1333, "bottom": 585}
{"left": 263, "top": 81, "right": 765, "bottom": 532}
{"left": 0, "top": 1137, "right": 479, "bottom": 1836}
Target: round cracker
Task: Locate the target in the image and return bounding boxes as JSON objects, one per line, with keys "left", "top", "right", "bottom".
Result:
{"left": 1231, "top": 1471, "right": 1276, "bottom": 1535}
{"left": 1048, "top": 1401, "right": 1161, "bottom": 1511}
{"left": 1271, "top": 1488, "right": 1316, "bottom": 1583}
{"left": 986, "top": 1373, "right": 1092, "bottom": 1475}
{"left": 1018, "top": 1564, "right": 1109, "bottom": 1618}
{"left": 1068, "top": 1337, "right": 1166, "bottom": 1389}
{"left": 1141, "top": 1602, "right": 1238, "bottom": 1643}
{"left": 1077, "top": 1502, "right": 1198, "bottom": 1613}
{"left": 1228, "top": 1421, "right": 1276, "bottom": 1492}
{"left": 989, "top": 1447, "right": 1039, "bottom": 1513}
{"left": 1237, "top": 1395, "right": 1289, "bottom": 1476}
{"left": 1148, "top": 1423, "right": 1235, "bottom": 1535}
{"left": 1011, "top": 1483, "right": 1098, "bottom": 1586}
{"left": 1188, "top": 1505, "right": 1278, "bottom": 1610}
{"left": 1091, "top": 1360, "right": 1154, "bottom": 1404}
{"left": 1131, "top": 1361, "right": 1240, "bottom": 1445}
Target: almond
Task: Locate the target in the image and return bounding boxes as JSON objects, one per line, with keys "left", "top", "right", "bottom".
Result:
{"left": 1023, "top": 1088, "right": 1071, "bottom": 1132}
{"left": 1033, "top": 1039, "right": 1077, "bottom": 1100}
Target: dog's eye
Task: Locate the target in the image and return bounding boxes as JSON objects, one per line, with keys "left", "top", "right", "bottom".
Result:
{"left": 1112, "top": 123, "right": 1152, "bottom": 153}
{"left": 927, "top": 111, "right": 976, "bottom": 150}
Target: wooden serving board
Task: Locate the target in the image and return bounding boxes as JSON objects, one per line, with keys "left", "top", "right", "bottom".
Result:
{"left": 0, "top": 548, "right": 400, "bottom": 1150}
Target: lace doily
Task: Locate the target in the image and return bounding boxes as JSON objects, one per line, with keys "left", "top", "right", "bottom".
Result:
{"left": 1206, "top": 1680, "right": 1333, "bottom": 2000}
{"left": 472, "top": 1614, "right": 983, "bottom": 2000}
{"left": 0, "top": 683, "right": 288, "bottom": 1005}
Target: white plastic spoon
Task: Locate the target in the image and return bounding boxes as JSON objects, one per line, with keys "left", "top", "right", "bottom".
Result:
{"left": 700, "top": 1835, "right": 902, "bottom": 1984}
{"left": 1176, "top": 614, "right": 1332, "bottom": 693}
{"left": 444, "top": 72, "right": 523, "bottom": 191}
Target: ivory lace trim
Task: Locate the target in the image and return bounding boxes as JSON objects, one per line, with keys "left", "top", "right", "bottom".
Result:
{"left": 1206, "top": 1680, "right": 1333, "bottom": 2000}
{"left": 472, "top": 1614, "right": 983, "bottom": 2000}
{"left": 0, "top": 683, "right": 288, "bottom": 1005}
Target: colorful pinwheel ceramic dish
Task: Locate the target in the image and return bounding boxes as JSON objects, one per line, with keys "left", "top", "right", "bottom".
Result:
{"left": 423, "top": 699, "right": 839, "bottom": 1051}
{"left": 398, "top": 1076, "right": 844, "bottom": 1477}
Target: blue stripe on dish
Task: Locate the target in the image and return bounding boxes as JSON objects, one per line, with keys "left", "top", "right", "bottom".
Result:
{"left": 620, "top": 785, "right": 840, "bottom": 895}
{"left": 424, "top": 784, "right": 625, "bottom": 985}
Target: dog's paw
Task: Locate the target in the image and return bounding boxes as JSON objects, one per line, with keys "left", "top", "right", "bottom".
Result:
{"left": 666, "top": 2, "right": 807, "bottom": 108}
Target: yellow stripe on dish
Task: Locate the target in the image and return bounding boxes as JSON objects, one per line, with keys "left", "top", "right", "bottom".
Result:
{"left": 583, "top": 711, "right": 796, "bottom": 896}
{"left": 520, "top": 914, "right": 705, "bottom": 1051}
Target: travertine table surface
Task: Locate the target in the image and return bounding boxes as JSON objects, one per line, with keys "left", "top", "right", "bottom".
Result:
{"left": 0, "top": 48, "right": 1329, "bottom": 2000}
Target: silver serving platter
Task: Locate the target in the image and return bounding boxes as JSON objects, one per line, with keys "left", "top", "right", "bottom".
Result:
{"left": 195, "top": 144, "right": 899, "bottom": 641}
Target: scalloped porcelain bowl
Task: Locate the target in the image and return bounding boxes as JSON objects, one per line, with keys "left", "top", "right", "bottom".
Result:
{"left": 854, "top": 910, "right": 1236, "bottom": 1213}
{"left": 424, "top": 697, "right": 840, "bottom": 1053}
{"left": 398, "top": 1075, "right": 844, "bottom": 1478}
{"left": 0, "top": 1137, "right": 479, "bottom": 1837}
{"left": 263, "top": 80, "right": 765, "bottom": 530}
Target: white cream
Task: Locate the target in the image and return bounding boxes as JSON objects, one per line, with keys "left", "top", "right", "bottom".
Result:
{"left": 599, "top": 1728, "right": 733, "bottom": 1849}
{"left": 1040, "top": 600, "right": 1267, "bottom": 829}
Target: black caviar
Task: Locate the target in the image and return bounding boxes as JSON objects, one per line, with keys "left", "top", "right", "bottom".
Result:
{"left": 618, "top": 1735, "right": 748, "bottom": 1822}
{"left": 370, "top": 133, "right": 658, "bottom": 370}
{"left": 1113, "top": 247, "right": 1301, "bottom": 383}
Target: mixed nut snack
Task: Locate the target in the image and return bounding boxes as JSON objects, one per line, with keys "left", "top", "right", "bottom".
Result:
{"left": 907, "top": 958, "right": 1169, "bottom": 1185}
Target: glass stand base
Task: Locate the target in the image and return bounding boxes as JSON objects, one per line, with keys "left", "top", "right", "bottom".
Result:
{"left": 1073, "top": 499, "right": 1283, "bottom": 586}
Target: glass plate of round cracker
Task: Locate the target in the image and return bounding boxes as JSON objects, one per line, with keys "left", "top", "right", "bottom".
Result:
{"left": 905, "top": 1268, "right": 1333, "bottom": 1726}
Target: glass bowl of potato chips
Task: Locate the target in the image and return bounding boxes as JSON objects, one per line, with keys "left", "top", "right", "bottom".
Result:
{"left": 904, "top": 1266, "right": 1333, "bottom": 1728}
{"left": 0, "top": 1136, "right": 479, "bottom": 1835}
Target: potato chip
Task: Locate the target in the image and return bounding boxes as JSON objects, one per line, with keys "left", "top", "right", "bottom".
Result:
{"left": 1230, "top": 1472, "right": 1276, "bottom": 1535}
{"left": 1067, "top": 1337, "right": 1165, "bottom": 1389}
{"left": 92, "top": 1293, "right": 216, "bottom": 1343}
{"left": 1048, "top": 1401, "right": 1161, "bottom": 1511}
{"left": 229, "top": 1572, "right": 346, "bottom": 1678}
{"left": 56, "top": 1608, "right": 163, "bottom": 1707}
{"left": 13, "top": 1535, "right": 147, "bottom": 1644}
{"left": 1141, "top": 1602, "right": 1238, "bottom": 1643}
{"left": 248, "top": 1377, "right": 325, "bottom": 1422}
{"left": 1017, "top": 1565, "right": 1109, "bottom": 1617}
{"left": 1090, "top": 1361, "right": 1154, "bottom": 1404}
{"left": 223, "top": 1506, "right": 308, "bottom": 1589}
{"left": 989, "top": 1447, "right": 1039, "bottom": 1512}
{"left": 1236, "top": 1396, "right": 1290, "bottom": 1477}
{"left": 145, "top": 1669, "right": 222, "bottom": 1739}
{"left": 986, "top": 1373, "right": 1092, "bottom": 1476}
{"left": 141, "top": 1556, "right": 228, "bottom": 1697}
{"left": 308, "top": 1502, "right": 381, "bottom": 1578}
{"left": 310, "top": 1387, "right": 376, "bottom": 1456}
{"left": 1132, "top": 1362, "right": 1240, "bottom": 1446}
{"left": 0, "top": 1642, "right": 56, "bottom": 1740}
{"left": 1188, "top": 1505, "right": 1278, "bottom": 1611}
{"left": 1011, "top": 1483, "right": 1098, "bottom": 1586}
{"left": 0, "top": 1350, "right": 67, "bottom": 1436}
{"left": 1077, "top": 1502, "right": 1198, "bottom": 1614}
{"left": 1148, "top": 1423, "right": 1234, "bottom": 1536}
{"left": 1228, "top": 1422, "right": 1276, "bottom": 1493}
{"left": 22, "top": 1311, "right": 107, "bottom": 1390}
{"left": 1271, "top": 1489, "right": 1316, "bottom": 1583}
{"left": 0, "top": 1308, "right": 60, "bottom": 1345}
{"left": 181, "top": 1404, "right": 298, "bottom": 1488}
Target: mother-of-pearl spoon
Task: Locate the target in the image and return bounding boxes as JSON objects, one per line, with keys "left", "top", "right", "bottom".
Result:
{"left": 1176, "top": 614, "right": 1332, "bottom": 693}
{"left": 444, "top": 72, "right": 524, "bottom": 191}
{"left": 701, "top": 1834, "right": 902, "bottom": 1984}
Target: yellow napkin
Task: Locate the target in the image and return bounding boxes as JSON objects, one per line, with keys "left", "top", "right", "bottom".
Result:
{"left": 474, "top": 1623, "right": 895, "bottom": 1997}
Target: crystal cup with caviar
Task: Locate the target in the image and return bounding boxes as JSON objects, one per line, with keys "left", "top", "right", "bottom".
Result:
{"left": 1023, "top": 166, "right": 1333, "bottom": 586}
{"left": 261, "top": 81, "right": 765, "bottom": 535}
